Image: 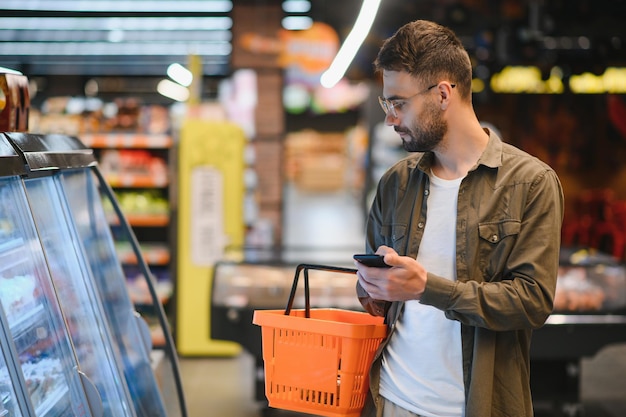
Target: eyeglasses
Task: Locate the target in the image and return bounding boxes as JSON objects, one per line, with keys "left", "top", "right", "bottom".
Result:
{"left": 378, "top": 83, "right": 456, "bottom": 118}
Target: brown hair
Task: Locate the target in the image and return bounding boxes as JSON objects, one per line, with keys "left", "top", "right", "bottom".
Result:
{"left": 374, "top": 20, "right": 472, "bottom": 100}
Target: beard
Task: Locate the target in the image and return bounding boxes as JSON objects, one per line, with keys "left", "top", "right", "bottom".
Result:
{"left": 397, "top": 103, "right": 447, "bottom": 153}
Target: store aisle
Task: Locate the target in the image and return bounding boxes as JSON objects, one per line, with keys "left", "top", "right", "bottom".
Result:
{"left": 179, "top": 352, "right": 259, "bottom": 417}
{"left": 178, "top": 184, "right": 626, "bottom": 417}
{"left": 180, "top": 183, "right": 367, "bottom": 417}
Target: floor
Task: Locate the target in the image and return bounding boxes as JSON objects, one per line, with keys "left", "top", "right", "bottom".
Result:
{"left": 177, "top": 184, "right": 626, "bottom": 417}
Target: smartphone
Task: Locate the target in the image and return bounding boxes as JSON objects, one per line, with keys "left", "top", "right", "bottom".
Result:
{"left": 353, "top": 254, "right": 390, "bottom": 268}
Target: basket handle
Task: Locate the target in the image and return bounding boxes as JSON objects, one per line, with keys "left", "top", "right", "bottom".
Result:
{"left": 285, "top": 264, "right": 358, "bottom": 318}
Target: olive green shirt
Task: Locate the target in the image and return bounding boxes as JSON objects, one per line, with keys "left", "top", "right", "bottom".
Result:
{"left": 357, "top": 130, "right": 564, "bottom": 417}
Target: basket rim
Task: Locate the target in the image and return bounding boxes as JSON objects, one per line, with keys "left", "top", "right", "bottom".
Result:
{"left": 253, "top": 308, "right": 387, "bottom": 339}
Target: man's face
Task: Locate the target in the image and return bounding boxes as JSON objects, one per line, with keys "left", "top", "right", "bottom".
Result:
{"left": 381, "top": 70, "right": 448, "bottom": 153}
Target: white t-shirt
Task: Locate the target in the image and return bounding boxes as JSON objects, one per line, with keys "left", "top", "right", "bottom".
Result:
{"left": 379, "top": 172, "right": 465, "bottom": 417}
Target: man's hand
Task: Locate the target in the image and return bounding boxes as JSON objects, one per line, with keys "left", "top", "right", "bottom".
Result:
{"left": 354, "top": 246, "right": 428, "bottom": 302}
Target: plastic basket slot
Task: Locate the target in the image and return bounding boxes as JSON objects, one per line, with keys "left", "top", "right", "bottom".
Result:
{"left": 300, "top": 388, "right": 337, "bottom": 406}
{"left": 272, "top": 329, "right": 341, "bottom": 393}
{"left": 268, "top": 384, "right": 338, "bottom": 406}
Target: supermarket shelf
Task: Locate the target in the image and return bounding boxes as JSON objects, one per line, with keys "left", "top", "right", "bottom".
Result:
{"left": 104, "top": 173, "right": 169, "bottom": 188}
{"left": 126, "top": 213, "right": 169, "bottom": 227}
{"left": 117, "top": 242, "right": 171, "bottom": 265}
{"left": 127, "top": 278, "right": 173, "bottom": 305}
{"left": 81, "top": 133, "right": 173, "bottom": 149}
{"left": 107, "top": 213, "right": 169, "bottom": 227}
{"left": 78, "top": 127, "right": 175, "bottom": 350}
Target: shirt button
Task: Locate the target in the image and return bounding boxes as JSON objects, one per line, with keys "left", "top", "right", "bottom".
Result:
{"left": 491, "top": 234, "right": 498, "bottom": 242}
{"left": 424, "top": 190, "right": 429, "bottom": 196}
{"left": 418, "top": 222, "right": 425, "bottom": 229}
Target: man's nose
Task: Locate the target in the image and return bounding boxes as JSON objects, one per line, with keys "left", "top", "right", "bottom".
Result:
{"left": 384, "top": 112, "right": 400, "bottom": 126}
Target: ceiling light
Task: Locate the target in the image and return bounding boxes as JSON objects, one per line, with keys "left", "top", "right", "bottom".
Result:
{"left": 0, "top": 17, "right": 233, "bottom": 31}
{"left": 167, "top": 63, "right": 193, "bottom": 87}
{"left": 281, "top": 16, "right": 313, "bottom": 31}
{"left": 282, "top": 0, "right": 311, "bottom": 13}
{"left": 157, "top": 79, "right": 190, "bottom": 102}
{"left": 320, "top": 0, "right": 381, "bottom": 88}
{"left": 0, "top": 0, "right": 233, "bottom": 13}
{"left": 1, "top": 42, "right": 232, "bottom": 56}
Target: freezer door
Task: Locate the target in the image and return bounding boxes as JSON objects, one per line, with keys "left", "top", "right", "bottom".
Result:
{"left": 58, "top": 169, "right": 169, "bottom": 417}
{"left": 24, "top": 175, "right": 137, "bottom": 417}
{"left": 0, "top": 316, "right": 26, "bottom": 416}
{"left": 0, "top": 177, "right": 92, "bottom": 417}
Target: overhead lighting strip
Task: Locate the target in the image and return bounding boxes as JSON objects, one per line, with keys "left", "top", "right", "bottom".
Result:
{"left": 0, "top": 0, "right": 233, "bottom": 13}
{"left": 0, "top": 17, "right": 233, "bottom": 31}
{"left": 282, "top": 0, "right": 311, "bottom": 13}
{"left": 0, "top": 30, "right": 232, "bottom": 43}
{"left": 281, "top": 0, "right": 312, "bottom": 30}
{"left": 1, "top": 42, "right": 232, "bottom": 56}
{"left": 320, "top": 0, "right": 381, "bottom": 88}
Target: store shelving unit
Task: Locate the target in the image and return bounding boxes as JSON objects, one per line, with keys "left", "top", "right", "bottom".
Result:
{"left": 81, "top": 131, "right": 175, "bottom": 346}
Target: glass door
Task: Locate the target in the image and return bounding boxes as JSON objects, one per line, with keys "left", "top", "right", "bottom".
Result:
{"left": 0, "top": 176, "right": 92, "bottom": 417}
{"left": 0, "top": 308, "right": 26, "bottom": 416}
{"left": 24, "top": 175, "right": 137, "bottom": 417}
{"left": 58, "top": 169, "right": 169, "bottom": 417}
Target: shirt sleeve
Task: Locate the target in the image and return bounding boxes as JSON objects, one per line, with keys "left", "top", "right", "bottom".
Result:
{"left": 421, "top": 168, "right": 564, "bottom": 331}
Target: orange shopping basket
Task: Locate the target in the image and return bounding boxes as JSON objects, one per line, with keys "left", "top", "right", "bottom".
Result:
{"left": 253, "top": 264, "right": 387, "bottom": 417}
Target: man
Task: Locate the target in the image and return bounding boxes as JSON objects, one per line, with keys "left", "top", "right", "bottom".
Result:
{"left": 354, "top": 20, "right": 564, "bottom": 417}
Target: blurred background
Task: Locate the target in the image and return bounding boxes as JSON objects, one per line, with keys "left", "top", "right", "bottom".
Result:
{"left": 2, "top": 1, "right": 626, "bottom": 417}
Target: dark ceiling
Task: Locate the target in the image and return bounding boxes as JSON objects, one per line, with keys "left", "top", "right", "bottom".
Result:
{"left": 1, "top": 0, "right": 625, "bottom": 81}
{"left": 312, "top": 0, "right": 626, "bottom": 80}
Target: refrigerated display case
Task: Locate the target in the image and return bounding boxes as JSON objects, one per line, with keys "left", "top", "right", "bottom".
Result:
{"left": 0, "top": 135, "right": 99, "bottom": 417}
{"left": 530, "top": 248, "right": 626, "bottom": 417}
{"left": 0, "top": 131, "right": 186, "bottom": 417}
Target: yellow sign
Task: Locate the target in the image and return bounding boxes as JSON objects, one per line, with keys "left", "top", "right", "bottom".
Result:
{"left": 177, "top": 119, "right": 245, "bottom": 356}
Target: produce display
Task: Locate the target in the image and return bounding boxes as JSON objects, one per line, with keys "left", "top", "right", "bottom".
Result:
{"left": 103, "top": 190, "right": 169, "bottom": 217}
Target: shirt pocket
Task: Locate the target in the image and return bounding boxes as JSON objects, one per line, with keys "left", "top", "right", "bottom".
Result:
{"left": 380, "top": 223, "right": 407, "bottom": 251}
{"left": 477, "top": 220, "right": 521, "bottom": 281}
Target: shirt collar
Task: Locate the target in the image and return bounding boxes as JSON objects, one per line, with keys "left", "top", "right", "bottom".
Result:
{"left": 478, "top": 127, "right": 503, "bottom": 169}
{"left": 415, "top": 127, "right": 503, "bottom": 173}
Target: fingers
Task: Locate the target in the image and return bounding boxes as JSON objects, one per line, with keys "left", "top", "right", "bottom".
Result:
{"left": 356, "top": 266, "right": 390, "bottom": 300}
{"left": 357, "top": 270, "right": 382, "bottom": 298}
{"left": 375, "top": 245, "right": 395, "bottom": 256}
{"left": 357, "top": 248, "right": 426, "bottom": 302}
{"left": 376, "top": 246, "right": 401, "bottom": 268}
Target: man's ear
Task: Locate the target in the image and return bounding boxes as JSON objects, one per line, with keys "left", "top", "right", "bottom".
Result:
{"left": 438, "top": 83, "right": 453, "bottom": 110}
